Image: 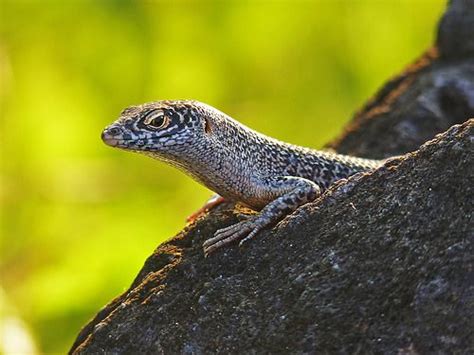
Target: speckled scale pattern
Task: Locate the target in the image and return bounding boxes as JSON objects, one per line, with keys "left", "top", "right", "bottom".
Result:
{"left": 102, "top": 100, "right": 382, "bottom": 255}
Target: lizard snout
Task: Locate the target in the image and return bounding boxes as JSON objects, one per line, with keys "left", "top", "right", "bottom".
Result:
{"left": 101, "top": 126, "right": 124, "bottom": 147}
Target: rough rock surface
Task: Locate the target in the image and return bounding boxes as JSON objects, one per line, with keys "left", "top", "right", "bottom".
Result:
{"left": 71, "top": 1, "right": 474, "bottom": 353}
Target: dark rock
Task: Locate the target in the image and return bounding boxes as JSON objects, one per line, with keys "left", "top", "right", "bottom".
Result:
{"left": 437, "top": 0, "right": 474, "bottom": 59}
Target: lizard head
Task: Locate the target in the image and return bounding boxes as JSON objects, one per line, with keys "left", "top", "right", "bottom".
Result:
{"left": 102, "top": 100, "right": 214, "bottom": 160}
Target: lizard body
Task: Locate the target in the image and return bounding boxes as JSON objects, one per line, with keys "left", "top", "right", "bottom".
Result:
{"left": 102, "top": 100, "right": 382, "bottom": 255}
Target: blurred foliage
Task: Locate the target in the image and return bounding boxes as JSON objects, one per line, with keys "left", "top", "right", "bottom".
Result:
{"left": 0, "top": 0, "right": 445, "bottom": 353}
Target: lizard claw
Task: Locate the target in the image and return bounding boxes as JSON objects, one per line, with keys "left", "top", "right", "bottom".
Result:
{"left": 203, "top": 218, "right": 264, "bottom": 256}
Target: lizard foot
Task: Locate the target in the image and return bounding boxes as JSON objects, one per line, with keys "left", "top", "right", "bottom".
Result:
{"left": 202, "top": 176, "right": 321, "bottom": 256}
{"left": 202, "top": 217, "right": 263, "bottom": 256}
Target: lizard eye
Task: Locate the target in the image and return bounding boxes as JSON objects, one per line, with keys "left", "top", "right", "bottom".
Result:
{"left": 144, "top": 112, "right": 169, "bottom": 129}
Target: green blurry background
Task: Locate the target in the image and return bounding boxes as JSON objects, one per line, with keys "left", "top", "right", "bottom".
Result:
{"left": 0, "top": 0, "right": 444, "bottom": 353}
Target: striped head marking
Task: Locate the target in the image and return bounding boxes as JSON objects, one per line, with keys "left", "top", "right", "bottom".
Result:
{"left": 102, "top": 100, "right": 212, "bottom": 158}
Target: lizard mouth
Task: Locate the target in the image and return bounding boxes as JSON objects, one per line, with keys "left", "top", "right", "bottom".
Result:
{"left": 101, "top": 128, "right": 176, "bottom": 149}
{"left": 101, "top": 135, "right": 130, "bottom": 147}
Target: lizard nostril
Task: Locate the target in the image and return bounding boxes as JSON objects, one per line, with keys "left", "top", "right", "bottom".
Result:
{"left": 107, "top": 127, "right": 122, "bottom": 136}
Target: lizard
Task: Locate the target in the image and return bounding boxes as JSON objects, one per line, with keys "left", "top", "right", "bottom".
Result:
{"left": 101, "top": 100, "right": 383, "bottom": 256}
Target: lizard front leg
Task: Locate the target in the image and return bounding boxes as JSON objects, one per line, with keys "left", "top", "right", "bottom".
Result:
{"left": 203, "top": 176, "right": 321, "bottom": 256}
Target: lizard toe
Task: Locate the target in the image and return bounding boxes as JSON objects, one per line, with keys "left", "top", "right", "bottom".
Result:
{"left": 238, "top": 226, "right": 264, "bottom": 247}
{"left": 203, "top": 220, "right": 255, "bottom": 255}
